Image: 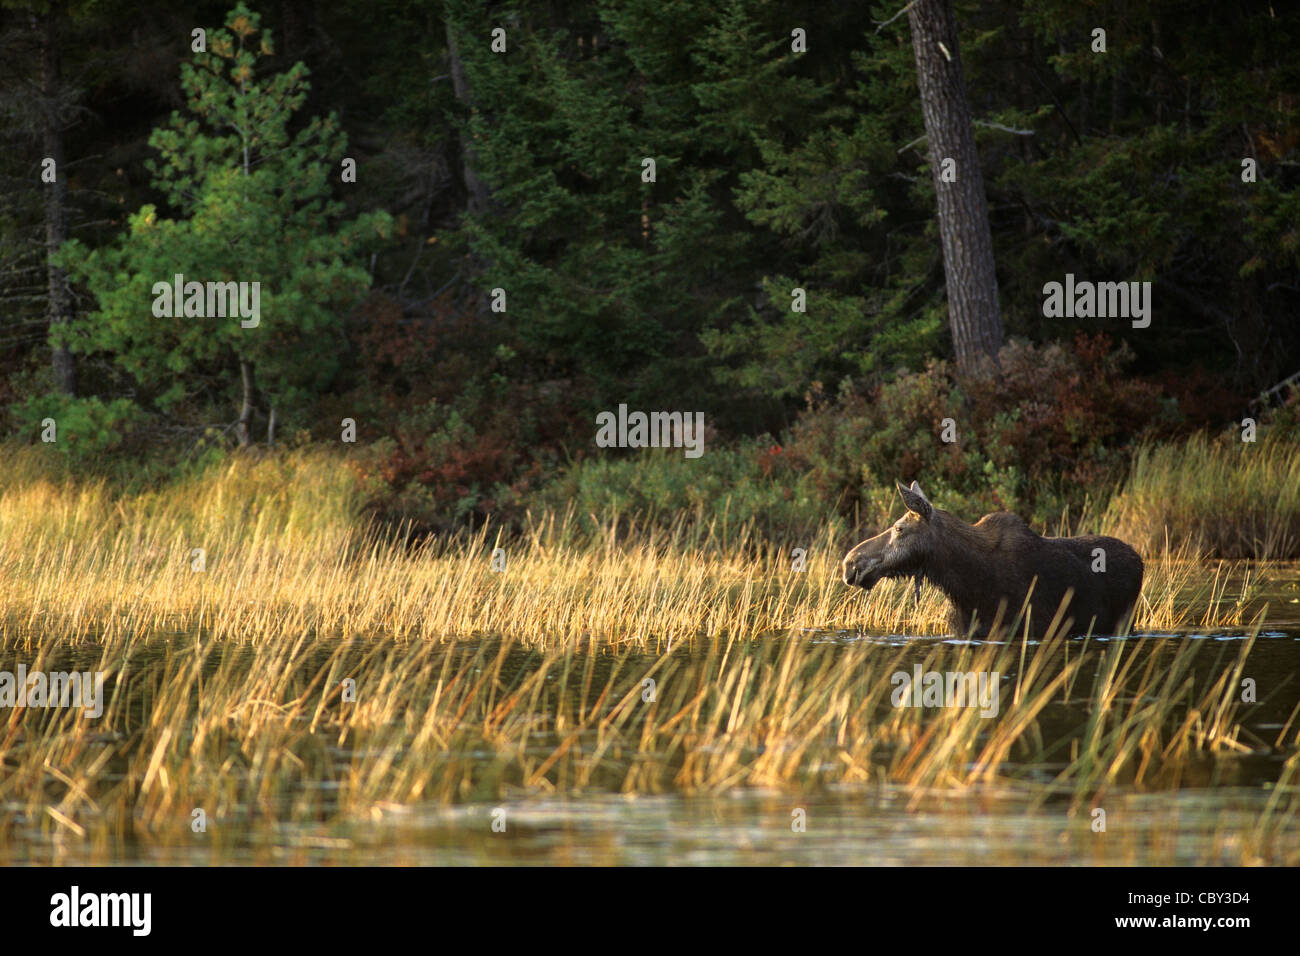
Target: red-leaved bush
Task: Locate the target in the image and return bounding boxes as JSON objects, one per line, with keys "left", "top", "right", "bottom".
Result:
{"left": 774, "top": 334, "right": 1182, "bottom": 522}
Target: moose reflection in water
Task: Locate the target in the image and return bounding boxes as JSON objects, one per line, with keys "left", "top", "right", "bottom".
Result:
{"left": 842, "top": 482, "right": 1144, "bottom": 639}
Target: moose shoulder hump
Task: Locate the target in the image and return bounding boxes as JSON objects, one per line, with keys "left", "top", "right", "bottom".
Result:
{"left": 971, "top": 511, "right": 1037, "bottom": 548}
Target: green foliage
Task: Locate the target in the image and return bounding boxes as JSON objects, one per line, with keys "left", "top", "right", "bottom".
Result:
{"left": 17, "top": 394, "right": 141, "bottom": 459}
{"left": 447, "top": 0, "right": 921, "bottom": 419}
{"left": 533, "top": 438, "right": 830, "bottom": 540}
{"left": 54, "top": 3, "right": 391, "bottom": 430}
{"left": 521, "top": 338, "right": 1183, "bottom": 538}
{"left": 705, "top": 3, "right": 947, "bottom": 394}
{"left": 992, "top": 0, "right": 1300, "bottom": 380}
{"left": 775, "top": 335, "right": 1179, "bottom": 525}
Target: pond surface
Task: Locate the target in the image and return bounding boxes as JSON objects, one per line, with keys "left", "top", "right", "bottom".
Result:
{"left": 48, "top": 784, "right": 1282, "bottom": 866}
{"left": 3, "top": 621, "right": 1297, "bottom": 866}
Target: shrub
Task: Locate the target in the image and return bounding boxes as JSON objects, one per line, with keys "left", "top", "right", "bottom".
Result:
{"left": 774, "top": 334, "right": 1179, "bottom": 526}
{"left": 17, "top": 394, "right": 141, "bottom": 461}
{"left": 532, "top": 438, "right": 832, "bottom": 541}
{"left": 353, "top": 376, "right": 585, "bottom": 530}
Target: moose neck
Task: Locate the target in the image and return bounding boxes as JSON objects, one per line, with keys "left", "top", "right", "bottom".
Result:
{"left": 915, "top": 511, "right": 1001, "bottom": 613}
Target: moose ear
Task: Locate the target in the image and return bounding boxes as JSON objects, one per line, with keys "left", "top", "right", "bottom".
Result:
{"left": 897, "top": 480, "right": 933, "bottom": 521}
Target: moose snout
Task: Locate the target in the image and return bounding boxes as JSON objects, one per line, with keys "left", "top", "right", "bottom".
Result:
{"left": 842, "top": 553, "right": 881, "bottom": 589}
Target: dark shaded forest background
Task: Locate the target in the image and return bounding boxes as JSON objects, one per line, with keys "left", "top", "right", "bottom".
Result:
{"left": 2, "top": 0, "right": 1297, "bottom": 535}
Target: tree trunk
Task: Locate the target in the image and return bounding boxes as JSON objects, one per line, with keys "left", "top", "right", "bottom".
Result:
{"left": 237, "top": 359, "right": 256, "bottom": 447}
{"left": 445, "top": 14, "right": 497, "bottom": 312}
{"left": 908, "top": 0, "right": 1002, "bottom": 374}
{"left": 445, "top": 18, "right": 493, "bottom": 218}
{"left": 39, "top": 5, "right": 76, "bottom": 395}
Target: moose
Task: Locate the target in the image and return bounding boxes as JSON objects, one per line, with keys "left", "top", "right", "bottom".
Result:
{"left": 842, "top": 482, "right": 1143, "bottom": 638}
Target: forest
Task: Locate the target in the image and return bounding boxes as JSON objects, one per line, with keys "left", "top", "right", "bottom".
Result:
{"left": 2, "top": 0, "right": 1296, "bottom": 545}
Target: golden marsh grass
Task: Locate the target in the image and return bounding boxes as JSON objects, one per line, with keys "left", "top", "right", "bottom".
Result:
{"left": 0, "top": 447, "right": 1296, "bottom": 864}
{"left": 1107, "top": 432, "right": 1300, "bottom": 559}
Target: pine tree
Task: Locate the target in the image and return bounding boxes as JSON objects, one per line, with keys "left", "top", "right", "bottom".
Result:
{"left": 57, "top": 3, "right": 391, "bottom": 445}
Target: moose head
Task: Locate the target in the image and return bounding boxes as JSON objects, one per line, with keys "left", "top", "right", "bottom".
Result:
{"left": 841, "top": 481, "right": 936, "bottom": 591}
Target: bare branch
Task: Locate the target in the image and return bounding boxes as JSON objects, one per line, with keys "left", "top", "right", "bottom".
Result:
{"left": 874, "top": 1, "right": 917, "bottom": 33}
{"left": 973, "top": 120, "right": 1034, "bottom": 136}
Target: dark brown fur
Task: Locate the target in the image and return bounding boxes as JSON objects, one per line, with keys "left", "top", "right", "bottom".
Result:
{"left": 842, "top": 482, "right": 1143, "bottom": 638}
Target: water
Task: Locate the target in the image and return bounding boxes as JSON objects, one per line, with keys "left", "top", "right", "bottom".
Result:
{"left": 78, "top": 787, "right": 1282, "bottom": 866}
{"left": 3, "top": 610, "right": 1298, "bottom": 865}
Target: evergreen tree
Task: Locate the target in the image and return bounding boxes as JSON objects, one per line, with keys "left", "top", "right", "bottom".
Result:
{"left": 57, "top": 3, "right": 391, "bottom": 445}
